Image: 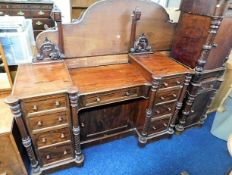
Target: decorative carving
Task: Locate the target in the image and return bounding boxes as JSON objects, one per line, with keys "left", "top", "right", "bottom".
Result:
{"left": 68, "top": 88, "right": 84, "bottom": 164}
{"left": 130, "top": 33, "right": 153, "bottom": 54}
{"left": 33, "top": 37, "right": 64, "bottom": 63}
{"left": 5, "top": 97, "right": 41, "bottom": 174}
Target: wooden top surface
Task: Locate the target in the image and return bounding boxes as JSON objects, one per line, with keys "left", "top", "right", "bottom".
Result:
{"left": 69, "top": 63, "right": 149, "bottom": 94}
{"left": 0, "top": 99, "right": 13, "bottom": 134}
{"left": 11, "top": 62, "right": 73, "bottom": 99}
{"left": 130, "top": 53, "right": 191, "bottom": 77}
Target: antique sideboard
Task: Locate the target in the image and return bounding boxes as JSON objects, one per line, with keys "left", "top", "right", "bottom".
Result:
{"left": 5, "top": 0, "right": 232, "bottom": 174}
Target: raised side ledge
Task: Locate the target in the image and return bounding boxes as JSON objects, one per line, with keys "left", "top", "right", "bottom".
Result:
{"left": 36, "top": 0, "right": 176, "bottom": 59}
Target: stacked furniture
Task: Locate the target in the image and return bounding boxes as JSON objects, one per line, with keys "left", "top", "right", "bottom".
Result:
{"left": 172, "top": 0, "right": 232, "bottom": 131}
{"left": 0, "top": 0, "right": 55, "bottom": 38}
{"left": 4, "top": 0, "right": 232, "bottom": 174}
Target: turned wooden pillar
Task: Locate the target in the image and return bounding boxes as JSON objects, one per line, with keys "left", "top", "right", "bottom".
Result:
{"left": 169, "top": 74, "right": 192, "bottom": 132}
{"left": 68, "top": 88, "right": 84, "bottom": 164}
{"left": 138, "top": 77, "right": 161, "bottom": 145}
{"left": 5, "top": 97, "right": 41, "bottom": 175}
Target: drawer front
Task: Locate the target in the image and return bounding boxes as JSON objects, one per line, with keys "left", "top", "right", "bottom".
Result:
{"left": 82, "top": 87, "right": 140, "bottom": 107}
{"left": 32, "top": 18, "right": 54, "bottom": 30}
{"left": 38, "top": 142, "right": 73, "bottom": 166}
{"left": 28, "top": 111, "right": 68, "bottom": 131}
{"left": 34, "top": 127, "right": 71, "bottom": 148}
{"left": 148, "top": 116, "right": 171, "bottom": 135}
{"left": 31, "top": 10, "right": 52, "bottom": 18}
{"left": 153, "top": 101, "right": 176, "bottom": 117}
{"left": 155, "top": 88, "right": 181, "bottom": 104}
{"left": 22, "top": 95, "right": 67, "bottom": 114}
{"left": 9, "top": 9, "right": 31, "bottom": 18}
{"left": 160, "top": 75, "right": 184, "bottom": 89}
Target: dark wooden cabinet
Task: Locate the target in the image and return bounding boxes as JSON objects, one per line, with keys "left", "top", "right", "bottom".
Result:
{"left": 0, "top": 0, "right": 55, "bottom": 38}
{"left": 4, "top": 0, "right": 232, "bottom": 174}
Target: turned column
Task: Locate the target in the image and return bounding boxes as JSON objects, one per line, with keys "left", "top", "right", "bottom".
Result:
{"left": 138, "top": 77, "right": 161, "bottom": 145}
{"left": 169, "top": 74, "right": 192, "bottom": 132}
{"left": 68, "top": 88, "right": 84, "bottom": 164}
{"left": 5, "top": 97, "right": 41, "bottom": 175}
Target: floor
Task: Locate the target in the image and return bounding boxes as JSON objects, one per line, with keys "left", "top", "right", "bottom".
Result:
{"left": 51, "top": 113, "right": 232, "bottom": 175}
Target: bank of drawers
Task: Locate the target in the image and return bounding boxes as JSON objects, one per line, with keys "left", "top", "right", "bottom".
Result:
{"left": 21, "top": 94, "right": 74, "bottom": 166}
{"left": 148, "top": 75, "right": 185, "bottom": 135}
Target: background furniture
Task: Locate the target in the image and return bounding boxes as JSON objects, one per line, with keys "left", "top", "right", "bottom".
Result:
{"left": 172, "top": 0, "right": 232, "bottom": 131}
{"left": 0, "top": 0, "right": 55, "bottom": 38}
{"left": 0, "top": 99, "right": 28, "bottom": 175}
{"left": 0, "top": 42, "right": 12, "bottom": 99}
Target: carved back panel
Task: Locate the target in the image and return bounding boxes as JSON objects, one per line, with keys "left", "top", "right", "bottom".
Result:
{"left": 36, "top": 0, "right": 176, "bottom": 59}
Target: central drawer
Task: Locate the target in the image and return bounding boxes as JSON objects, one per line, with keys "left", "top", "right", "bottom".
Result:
{"left": 34, "top": 127, "right": 71, "bottom": 148}
{"left": 38, "top": 142, "right": 73, "bottom": 166}
{"left": 81, "top": 87, "right": 142, "bottom": 107}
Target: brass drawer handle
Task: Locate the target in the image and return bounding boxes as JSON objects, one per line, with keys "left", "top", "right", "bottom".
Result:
{"left": 63, "top": 150, "right": 67, "bottom": 155}
{"left": 81, "top": 123, "right": 85, "bottom": 127}
{"left": 17, "top": 10, "right": 24, "bottom": 15}
{"left": 55, "top": 101, "right": 60, "bottom": 107}
{"left": 160, "top": 96, "right": 165, "bottom": 100}
{"left": 38, "top": 10, "right": 45, "bottom": 15}
{"left": 60, "top": 133, "right": 65, "bottom": 138}
{"left": 163, "top": 82, "right": 168, "bottom": 87}
{"left": 125, "top": 92, "right": 130, "bottom": 96}
{"left": 37, "top": 121, "right": 43, "bottom": 126}
{"left": 156, "top": 110, "right": 160, "bottom": 114}
{"left": 33, "top": 105, "right": 38, "bottom": 111}
{"left": 167, "top": 107, "right": 172, "bottom": 111}
{"left": 58, "top": 117, "right": 63, "bottom": 122}
{"left": 172, "top": 94, "right": 177, "bottom": 98}
{"left": 42, "top": 138, "right": 47, "bottom": 143}
{"left": 96, "top": 97, "right": 101, "bottom": 102}
{"left": 36, "top": 21, "right": 43, "bottom": 26}
{"left": 163, "top": 123, "right": 168, "bottom": 127}
{"left": 46, "top": 155, "right": 50, "bottom": 160}
{"left": 176, "top": 80, "right": 181, "bottom": 85}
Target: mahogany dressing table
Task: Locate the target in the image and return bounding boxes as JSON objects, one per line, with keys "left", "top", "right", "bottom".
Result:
{"left": 5, "top": 0, "right": 231, "bottom": 174}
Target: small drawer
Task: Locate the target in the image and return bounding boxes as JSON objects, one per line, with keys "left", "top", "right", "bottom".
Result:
{"left": 22, "top": 95, "right": 67, "bottom": 114}
{"left": 155, "top": 87, "right": 181, "bottom": 104}
{"left": 83, "top": 87, "right": 140, "bottom": 107}
{"left": 153, "top": 101, "right": 176, "bottom": 117}
{"left": 38, "top": 142, "right": 73, "bottom": 166}
{"left": 32, "top": 18, "right": 55, "bottom": 30}
{"left": 160, "top": 75, "right": 184, "bottom": 89}
{"left": 148, "top": 116, "right": 171, "bottom": 135}
{"left": 9, "top": 9, "right": 31, "bottom": 18}
{"left": 28, "top": 111, "right": 68, "bottom": 131}
{"left": 34, "top": 127, "right": 71, "bottom": 148}
{"left": 31, "top": 10, "right": 52, "bottom": 18}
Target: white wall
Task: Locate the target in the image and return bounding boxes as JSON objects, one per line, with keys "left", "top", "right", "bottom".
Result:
{"left": 52, "top": 0, "right": 71, "bottom": 23}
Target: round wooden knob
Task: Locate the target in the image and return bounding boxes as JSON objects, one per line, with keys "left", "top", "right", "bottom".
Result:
{"left": 163, "top": 82, "right": 168, "bottom": 87}
{"left": 81, "top": 123, "right": 85, "bottom": 127}
{"left": 176, "top": 80, "right": 181, "bottom": 85}
{"left": 33, "top": 105, "right": 38, "bottom": 111}
{"left": 37, "top": 121, "right": 42, "bottom": 126}
{"left": 163, "top": 123, "right": 168, "bottom": 127}
{"left": 156, "top": 110, "right": 160, "bottom": 114}
{"left": 42, "top": 138, "right": 47, "bottom": 143}
{"left": 58, "top": 117, "right": 63, "bottom": 122}
{"left": 96, "top": 97, "right": 101, "bottom": 102}
{"left": 125, "top": 92, "right": 130, "bottom": 96}
{"left": 63, "top": 150, "right": 67, "bottom": 155}
{"left": 55, "top": 101, "right": 60, "bottom": 107}
{"left": 46, "top": 155, "right": 50, "bottom": 160}
{"left": 61, "top": 133, "right": 65, "bottom": 138}
{"left": 160, "top": 96, "right": 165, "bottom": 100}
{"left": 172, "top": 94, "right": 177, "bottom": 98}
{"left": 167, "top": 107, "right": 172, "bottom": 111}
